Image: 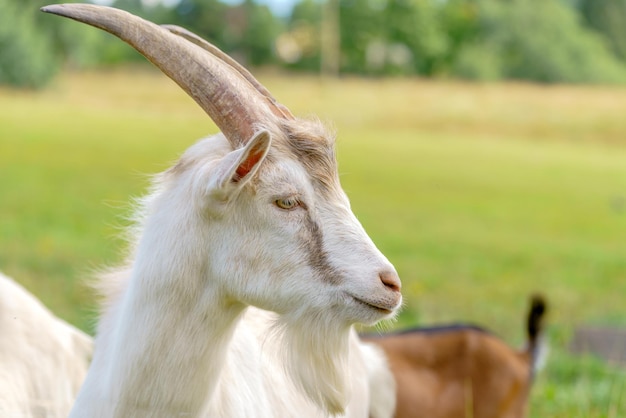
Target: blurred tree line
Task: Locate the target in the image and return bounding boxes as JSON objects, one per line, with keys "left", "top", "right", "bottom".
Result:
{"left": 2, "top": 0, "right": 626, "bottom": 87}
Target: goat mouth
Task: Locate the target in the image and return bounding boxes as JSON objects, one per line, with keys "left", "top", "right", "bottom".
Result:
{"left": 351, "top": 296, "right": 395, "bottom": 315}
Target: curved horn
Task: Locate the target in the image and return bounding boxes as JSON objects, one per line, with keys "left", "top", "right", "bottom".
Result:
{"left": 41, "top": 3, "right": 275, "bottom": 147}
{"left": 162, "top": 24, "right": 294, "bottom": 121}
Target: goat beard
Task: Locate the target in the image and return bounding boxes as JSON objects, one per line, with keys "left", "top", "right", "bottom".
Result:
{"left": 271, "top": 312, "right": 352, "bottom": 416}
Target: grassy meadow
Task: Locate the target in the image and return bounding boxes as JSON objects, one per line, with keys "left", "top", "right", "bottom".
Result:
{"left": 1, "top": 68, "right": 626, "bottom": 416}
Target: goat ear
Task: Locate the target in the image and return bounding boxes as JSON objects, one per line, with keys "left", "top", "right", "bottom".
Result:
{"left": 212, "top": 130, "right": 271, "bottom": 198}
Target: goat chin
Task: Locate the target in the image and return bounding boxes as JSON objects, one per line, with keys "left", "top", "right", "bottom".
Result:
{"left": 154, "top": 306, "right": 371, "bottom": 418}
{"left": 270, "top": 310, "right": 353, "bottom": 414}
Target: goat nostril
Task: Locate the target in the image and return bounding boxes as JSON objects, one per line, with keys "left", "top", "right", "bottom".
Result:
{"left": 379, "top": 271, "right": 401, "bottom": 292}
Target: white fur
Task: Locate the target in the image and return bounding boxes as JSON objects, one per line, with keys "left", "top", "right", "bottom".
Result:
{"left": 0, "top": 272, "right": 92, "bottom": 418}
{"left": 360, "top": 343, "right": 397, "bottom": 418}
{"left": 70, "top": 129, "right": 402, "bottom": 417}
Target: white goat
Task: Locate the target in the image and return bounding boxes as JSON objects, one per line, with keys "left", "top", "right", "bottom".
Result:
{"left": 0, "top": 272, "right": 92, "bottom": 418}
{"left": 41, "top": 4, "right": 402, "bottom": 418}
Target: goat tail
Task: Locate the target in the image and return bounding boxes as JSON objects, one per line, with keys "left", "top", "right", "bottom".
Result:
{"left": 525, "top": 293, "right": 548, "bottom": 377}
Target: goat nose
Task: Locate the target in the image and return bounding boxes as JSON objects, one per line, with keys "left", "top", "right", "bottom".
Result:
{"left": 379, "top": 270, "right": 401, "bottom": 292}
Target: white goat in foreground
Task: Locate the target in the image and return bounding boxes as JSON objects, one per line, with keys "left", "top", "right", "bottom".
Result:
{"left": 0, "top": 272, "right": 92, "bottom": 418}
{"left": 41, "top": 4, "right": 402, "bottom": 418}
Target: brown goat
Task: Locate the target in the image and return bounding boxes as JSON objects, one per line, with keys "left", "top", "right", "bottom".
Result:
{"left": 362, "top": 295, "right": 547, "bottom": 418}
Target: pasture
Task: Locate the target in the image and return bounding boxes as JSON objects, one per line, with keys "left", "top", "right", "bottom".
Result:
{"left": 1, "top": 68, "right": 625, "bottom": 416}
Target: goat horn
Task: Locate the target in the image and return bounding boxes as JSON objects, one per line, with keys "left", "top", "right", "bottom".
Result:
{"left": 161, "top": 24, "right": 294, "bottom": 121}
{"left": 41, "top": 3, "right": 276, "bottom": 147}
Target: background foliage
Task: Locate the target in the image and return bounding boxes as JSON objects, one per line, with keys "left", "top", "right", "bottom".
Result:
{"left": 3, "top": 0, "right": 626, "bottom": 86}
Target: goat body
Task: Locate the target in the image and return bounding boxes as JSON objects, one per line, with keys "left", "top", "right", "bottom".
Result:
{"left": 40, "top": 4, "right": 402, "bottom": 417}
{"left": 363, "top": 296, "right": 547, "bottom": 418}
{"left": 0, "top": 273, "right": 92, "bottom": 418}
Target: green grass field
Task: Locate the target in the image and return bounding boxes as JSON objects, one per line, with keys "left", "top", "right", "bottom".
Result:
{"left": 1, "top": 68, "right": 625, "bottom": 416}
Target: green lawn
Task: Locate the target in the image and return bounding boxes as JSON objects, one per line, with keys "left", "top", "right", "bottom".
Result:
{"left": 1, "top": 68, "right": 625, "bottom": 416}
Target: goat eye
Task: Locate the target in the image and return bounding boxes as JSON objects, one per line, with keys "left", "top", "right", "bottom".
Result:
{"left": 275, "top": 197, "right": 300, "bottom": 210}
